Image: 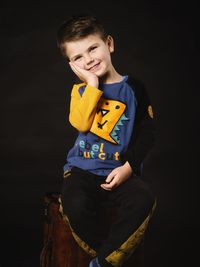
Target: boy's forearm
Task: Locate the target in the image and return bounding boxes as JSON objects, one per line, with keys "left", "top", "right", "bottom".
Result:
{"left": 69, "top": 84, "right": 103, "bottom": 132}
{"left": 121, "top": 114, "right": 156, "bottom": 176}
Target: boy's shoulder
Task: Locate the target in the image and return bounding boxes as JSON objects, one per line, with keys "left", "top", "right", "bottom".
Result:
{"left": 126, "top": 75, "right": 146, "bottom": 92}
{"left": 127, "top": 75, "right": 153, "bottom": 119}
{"left": 71, "top": 76, "right": 148, "bottom": 99}
{"left": 126, "top": 74, "right": 148, "bottom": 100}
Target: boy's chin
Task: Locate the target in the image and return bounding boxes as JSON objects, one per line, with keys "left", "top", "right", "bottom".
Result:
{"left": 89, "top": 70, "right": 101, "bottom": 76}
{"left": 94, "top": 70, "right": 106, "bottom": 78}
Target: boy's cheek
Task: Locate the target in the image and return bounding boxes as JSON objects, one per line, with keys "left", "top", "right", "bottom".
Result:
{"left": 75, "top": 62, "right": 85, "bottom": 69}
{"left": 70, "top": 61, "right": 82, "bottom": 70}
{"left": 69, "top": 61, "right": 83, "bottom": 71}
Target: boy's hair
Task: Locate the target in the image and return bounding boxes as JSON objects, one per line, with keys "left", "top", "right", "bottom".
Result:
{"left": 56, "top": 14, "right": 108, "bottom": 57}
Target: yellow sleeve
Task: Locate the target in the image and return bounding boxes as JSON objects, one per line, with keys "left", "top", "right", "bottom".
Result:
{"left": 69, "top": 83, "right": 103, "bottom": 132}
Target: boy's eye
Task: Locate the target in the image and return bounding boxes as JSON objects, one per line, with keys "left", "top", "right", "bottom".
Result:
{"left": 74, "top": 56, "right": 82, "bottom": 61}
{"left": 90, "top": 46, "right": 97, "bottom": 51}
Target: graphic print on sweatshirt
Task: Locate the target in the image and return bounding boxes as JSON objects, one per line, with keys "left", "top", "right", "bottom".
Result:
{"left": 90, "top": 97, "right": 129, "bottom": 144}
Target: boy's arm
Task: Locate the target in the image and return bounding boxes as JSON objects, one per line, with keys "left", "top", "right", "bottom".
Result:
{"left": 69, "top": 84, "right": 103, "bottom": 132}
{"left": 121, "top": 79, "right": 156, "bottom": 176}
{"left": 101, "top": 79, "right": 156, "bottom": 191}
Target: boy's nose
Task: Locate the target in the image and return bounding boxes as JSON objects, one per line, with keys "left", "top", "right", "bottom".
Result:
{"left": 85, "top": 54, "right": 94, "bottom": 65}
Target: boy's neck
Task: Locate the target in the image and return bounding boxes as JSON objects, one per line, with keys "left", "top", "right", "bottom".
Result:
{"left": 99, "top": 67, "right": 123, "bottom": 84}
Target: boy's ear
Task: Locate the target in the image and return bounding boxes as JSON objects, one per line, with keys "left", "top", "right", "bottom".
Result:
{"left": 107, "top": 35, "right": 114, "bottom": 53}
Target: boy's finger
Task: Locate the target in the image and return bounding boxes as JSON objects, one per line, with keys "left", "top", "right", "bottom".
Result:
{"left": 101, "top": 179, "right": 117, "bottom": 190}
{"left": 100, "top": 184, "right": 112, "bottom": 191}
{"left": 105, "top": 172, "right": 115, "bottom": 183}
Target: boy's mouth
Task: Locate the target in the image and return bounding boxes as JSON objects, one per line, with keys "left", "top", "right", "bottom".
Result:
{"left": 88, "top": 62, "right": 100, "bottom": 71}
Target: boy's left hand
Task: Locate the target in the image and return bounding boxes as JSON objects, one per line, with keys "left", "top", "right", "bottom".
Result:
{"left": 101, "top": 161, "right": 133, "bottom": 191}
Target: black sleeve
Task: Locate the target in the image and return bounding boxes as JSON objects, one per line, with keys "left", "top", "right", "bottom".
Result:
{"left": 121, "top": 77, "right": 156, "bottom": 176}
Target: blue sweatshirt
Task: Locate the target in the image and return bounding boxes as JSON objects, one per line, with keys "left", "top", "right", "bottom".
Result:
{"left": 64, "top": 75, "right": 155, "bottom": 176}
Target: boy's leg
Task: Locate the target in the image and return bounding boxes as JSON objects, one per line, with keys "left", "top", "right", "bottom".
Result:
{"left": 97, "top": 176, "right": 156, "bottom": 267}
{"left": 61, "top": 167, "right": 102, "bottom": 255}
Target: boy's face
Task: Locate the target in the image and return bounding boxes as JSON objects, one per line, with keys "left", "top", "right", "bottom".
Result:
{"left": 64, "top": 34, "right": 114, "bottom": 78}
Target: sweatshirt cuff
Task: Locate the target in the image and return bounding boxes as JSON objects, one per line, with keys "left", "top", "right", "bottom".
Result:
{"left": 121, "top": 151, "right": 142, "bottom": 176}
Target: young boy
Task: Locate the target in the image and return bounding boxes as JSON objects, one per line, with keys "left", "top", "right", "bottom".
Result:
{"left": 57, "top": 14, "right": 156, "bottom": 267}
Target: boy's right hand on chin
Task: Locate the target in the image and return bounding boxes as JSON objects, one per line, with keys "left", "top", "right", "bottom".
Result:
{"left": 69, "top": 62, "right": 99, "bottom": 88}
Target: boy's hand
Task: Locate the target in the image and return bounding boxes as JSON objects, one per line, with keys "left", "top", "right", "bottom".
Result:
{"left": 69, "top": 62, "right": 99, "bottom": 88}
{"left": 101, "top": 161, "right": 133, "bottom": 191}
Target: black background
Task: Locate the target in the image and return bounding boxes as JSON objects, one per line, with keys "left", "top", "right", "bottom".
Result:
{"left": 0, "top": 2, "right": 199, "bottom": 267}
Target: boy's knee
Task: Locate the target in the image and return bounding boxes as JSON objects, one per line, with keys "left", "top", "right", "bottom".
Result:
{"left": 141, "top": 185, "right": 156, "bottom": 213}
{"left": 61, "top": 194, "right": 91, "bottom": 222}
{"left": 127, "top": 181, "right": 155, "bottom": 213}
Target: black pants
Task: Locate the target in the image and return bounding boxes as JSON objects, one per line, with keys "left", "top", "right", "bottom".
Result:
{"left": 61, "top": 167, "right": 156, "bottom": 267}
